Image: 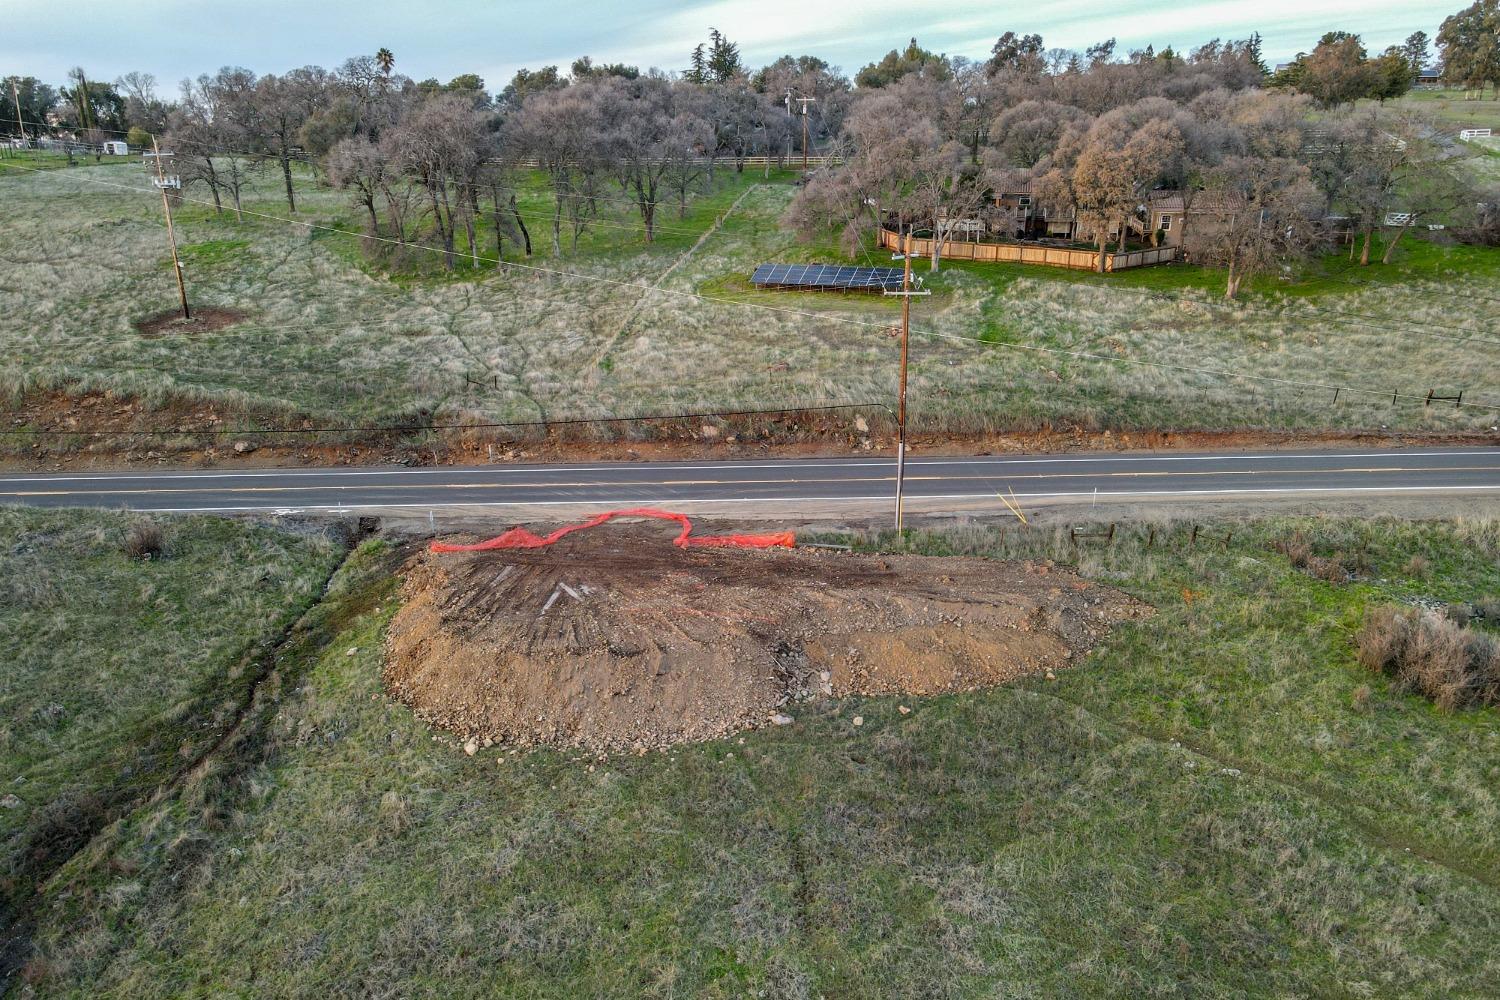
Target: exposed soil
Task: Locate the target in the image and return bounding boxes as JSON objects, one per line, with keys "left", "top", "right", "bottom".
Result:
{"left": 133, "top": 307, "right": 247, "bottom": 338}
{"left": 4, "top": 387, "right": 1494, "bottom": 472}
{"left": 384, "top": 522, "right": 1152, "bottom": 755}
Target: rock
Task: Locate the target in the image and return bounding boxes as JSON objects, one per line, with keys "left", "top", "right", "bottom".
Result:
{"left": 1044, "top": 670, "right": 1057, "bottom": 681}
{"left": 463, "top": 739, "right": 478, "bottom": 756}
{"left": 898, "top": 705, "right": 911, "bottom": 715}
{"left": 700, "top": 424, "right": 720, "bottom": 439}
{"left": 770, "top": 713, "right": 794, "bottom": 726}
{"left": 854, "top": 416, "right": 869, "bottom": 433}
{"left": 346, "top": 647, "right": 359, "bottom": 657}
{"left": 852, "top": 716, "right": 864, "bottom": 727}
{"left": 232, "top": 440, "right": 257, "bottom": 454}
{"left": 0, "top": 794, "right": 22, "bottom": 809}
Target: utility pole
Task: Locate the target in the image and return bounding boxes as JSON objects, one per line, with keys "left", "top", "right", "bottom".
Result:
{"left": 794, "top": 97, "right": 816, "bottom": 168}
{"left": 10, "top": 78, "right": 25, "bottom": 148}
{"left": 147, "top": 136, "right": 190, "bottom": 320}
{"left": 883, "top": 225, "right": 929, "bottom": 534}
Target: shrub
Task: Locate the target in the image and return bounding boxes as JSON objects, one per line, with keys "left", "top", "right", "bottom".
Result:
{"left": 1475, "top": 595, "right": 1500, "bottom": 622}
{"left": 1356, "top": 605, "right": 1500, "bottom": 711}
{"left": 1306, "top": 555, "right": 1351, "bottom": 583}
{"left": 1271, "top": 531, "right": 1312, "bottom": 569}
{"left": 122, "top": 520, "right": 166, "bottom": 560}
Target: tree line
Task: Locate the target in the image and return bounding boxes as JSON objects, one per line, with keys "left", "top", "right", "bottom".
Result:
{"left": 787, "top": 5, "right": 1496, "bottom": 296}
{"left": 2, "top": 3, "right": 1496, "bottom": 285}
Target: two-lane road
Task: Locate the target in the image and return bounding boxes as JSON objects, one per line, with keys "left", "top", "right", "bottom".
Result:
{"left": 2, "top": 447, "right": 1497, "bottom": 517}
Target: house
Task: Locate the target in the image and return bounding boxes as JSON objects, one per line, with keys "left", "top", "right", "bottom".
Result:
{"left": 102, "top": 140, "right": 129, "bottom": 155}
{"left": 980, "top": 183, "right": 1241, "bottom": 256}
{"left": 1415, "top": 66, "right": 1442, "bottom": 86}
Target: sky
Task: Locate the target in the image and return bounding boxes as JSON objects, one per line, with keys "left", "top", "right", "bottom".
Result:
{"left": 4, "top": 0, "right": 1455, "bottom": 93}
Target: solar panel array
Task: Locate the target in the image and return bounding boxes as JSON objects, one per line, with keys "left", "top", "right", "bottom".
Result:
{"left": 751, "top": 263, "right": 906, "bottom": 292}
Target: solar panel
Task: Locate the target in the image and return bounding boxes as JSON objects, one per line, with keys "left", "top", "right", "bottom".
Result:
{"left": 750, "top": 263, "right": 906, "bottom": 292}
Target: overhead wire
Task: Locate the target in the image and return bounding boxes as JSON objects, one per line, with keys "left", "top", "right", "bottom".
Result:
{"left": 0, "top": 156, "right": 900, "bottom": 331}
{"left": 6, "top": 148, "right": 1495, "bottom": 435}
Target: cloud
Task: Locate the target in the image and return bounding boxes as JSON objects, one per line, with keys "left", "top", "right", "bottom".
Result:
{"left": 1, "top": 0, "right": 1452, "bottom": 88}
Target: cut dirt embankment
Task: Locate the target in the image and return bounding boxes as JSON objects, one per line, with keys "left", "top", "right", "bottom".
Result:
{"left": 5, "top": 387, "right": 1494, "bottom": 472}
{"left": 384, "top": 522, "right": 1151, "bottom": 754}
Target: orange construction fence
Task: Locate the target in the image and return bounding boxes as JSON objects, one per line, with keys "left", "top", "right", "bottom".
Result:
{"left": 428, "top": 508, "right": 795, "bottom": 553}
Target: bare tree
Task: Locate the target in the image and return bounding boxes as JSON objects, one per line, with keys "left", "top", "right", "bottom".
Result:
{"left": 388, "top": 94, "right": 492, "bottom": 269}
{"left": 169, "top": 68, "right": 257, "bottom": 221}
{"left": 253, "top": 71, "right": 321, "bottom": 212}
{"left": 1200, "top": 155, "right": 1321, "bottom": 297}
{"left": 594, "top": 77, "right": 697, "bottom": 243}
{"left": 990, "top": 99, "right": 1088, "bottom": 167}
{"left": 507, "top": 82, "right": 606, "bottom": 254}
{"left": 327, "top": 135, "right": 386, "bottom": 236}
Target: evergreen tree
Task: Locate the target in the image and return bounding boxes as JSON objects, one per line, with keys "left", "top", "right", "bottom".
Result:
{"left": 1246, "top": 32, "right": 1270, "bottom": 76}
{"left": 707, "top": 29, "right": 744, "bottom": 82}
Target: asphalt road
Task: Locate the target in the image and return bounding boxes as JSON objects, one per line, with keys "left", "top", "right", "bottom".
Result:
{"left": 2, "top": 447, "right": 1497, "bottom": 518}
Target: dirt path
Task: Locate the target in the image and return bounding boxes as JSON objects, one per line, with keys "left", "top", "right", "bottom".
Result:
{"left": 586, "top": 183, "right": 762, "bottom": 372}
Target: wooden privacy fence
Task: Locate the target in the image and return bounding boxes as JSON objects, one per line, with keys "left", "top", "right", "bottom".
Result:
{"left": 509, "top": 154, "right": 839, "bottom": 170}
{"left": 878, "top": 227, "right": 1179, "bottom": 272}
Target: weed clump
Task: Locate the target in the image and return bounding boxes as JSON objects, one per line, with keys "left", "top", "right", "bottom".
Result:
{"left": 1356, "top": 605, "right": 1500, "bottom": 710}
{"left": 1270, "top": 531, "right": 1369, "bottom": 583}
{"left": 122, "top": 520, "right": 166, "bottom": 560}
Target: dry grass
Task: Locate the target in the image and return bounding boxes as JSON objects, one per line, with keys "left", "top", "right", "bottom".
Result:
{"left": 14, "top": 516, "right": 1500, "bottom": 997}
{"left": 121, "top": 519, "right": 165, "bottom": 560}
{"left": 0, "top": 507, "right": 345, "bottom": 920}
{"left": 2, "top": 158, "right": 1498, "bottom": 446}
{"left": 1357, "top": 605, "right": 1500, "bottom": 710}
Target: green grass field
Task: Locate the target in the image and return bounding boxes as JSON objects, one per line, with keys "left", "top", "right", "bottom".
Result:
{"left": 0, "top": 508, "right": 346, "bottom": 933}
{"left": 10, "top": 514, "right": 1500, "bottom": 996}
{"left": 1, "top": 152, "right": 1498, "bottom": 445}
{"left": 1393, "top": 87, "right": 1500, "bottom": 131}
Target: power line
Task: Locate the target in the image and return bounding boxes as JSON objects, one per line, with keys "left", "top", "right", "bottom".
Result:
{"left": 912, "top": 326, "right": 1500, "bottom": 412}
{"left": 8, "top": 152, "right": 1493, "bottom": 434}
{"left": 0, "top": 157, "right": 899, "bottom": 331}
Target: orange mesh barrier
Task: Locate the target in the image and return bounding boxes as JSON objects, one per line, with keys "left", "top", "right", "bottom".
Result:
{"left": 429, "top": 508, "right": 795, "bottom": 553}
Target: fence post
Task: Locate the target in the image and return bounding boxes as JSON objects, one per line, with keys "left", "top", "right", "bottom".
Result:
{"left": 1190, "top": 524, "right": 1200, "bottom": 547}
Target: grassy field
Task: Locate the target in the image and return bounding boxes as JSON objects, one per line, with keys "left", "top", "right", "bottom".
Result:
{"left": 0, "top": 507, "right": 346, "bottom": 935}
{"left": 1393, "top": 87, "right": 1500, "bottom": 131}
{"left": 1, "top": 152, "right": 1498, "bottom": 444}
{"left": 10, "top": 514, "right": 1499, "bottom": 996}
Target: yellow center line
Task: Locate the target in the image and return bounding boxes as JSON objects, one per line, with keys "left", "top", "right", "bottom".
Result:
{"left": 0, "top": 465, "right": 1496, "bottom": 499}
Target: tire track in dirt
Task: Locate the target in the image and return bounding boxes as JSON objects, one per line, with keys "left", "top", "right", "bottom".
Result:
{"left": 585, "top": 183, "right": 762, "bottom": 374}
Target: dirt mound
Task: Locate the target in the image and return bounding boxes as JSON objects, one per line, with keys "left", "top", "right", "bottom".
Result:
{"left": 134, "top": 307, "right": 246, "bottom": 338}
{"left": 384, "top": 523, "right": 1152, "bottom": 755}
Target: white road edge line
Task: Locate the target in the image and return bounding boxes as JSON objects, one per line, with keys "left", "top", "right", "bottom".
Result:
{"left": 0, "top": 448, "right": 1493, "bottom": 484}
{"left": 113, "top": 483, "right": 1500, "bottom": 513}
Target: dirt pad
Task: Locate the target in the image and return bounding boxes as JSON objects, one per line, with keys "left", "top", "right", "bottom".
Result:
{"left": 384, "top": 523, "right": 1151, "bottom": 754}
{"left": 134, "top": 306, "right": 246, "bottom": 338}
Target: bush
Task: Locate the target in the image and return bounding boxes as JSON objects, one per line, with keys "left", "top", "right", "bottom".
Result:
{"left": 122, "top": 520, "right": 165, "bottom": 560}
{"left": 1476, "top": 595, "right": 1500, "bottom": 623}
{"left": 126, "top": 127, "right": 153, "bottom": 151}
{"left": 1356, "top": 605, "right": 1500, "bottom": 710}
{"left": 1271, "top": 531, "right": 1312, "bottom": 568}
